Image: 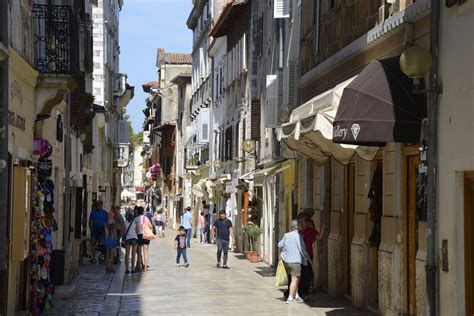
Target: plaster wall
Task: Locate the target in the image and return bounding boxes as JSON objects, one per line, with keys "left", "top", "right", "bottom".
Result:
{"left": 437, "top": 2, "right": 474, "bottom": 315}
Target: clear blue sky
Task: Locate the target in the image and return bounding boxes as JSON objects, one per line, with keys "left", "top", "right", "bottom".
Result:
{"left": 120, "top": 0, "right": 192, "bottom": 133}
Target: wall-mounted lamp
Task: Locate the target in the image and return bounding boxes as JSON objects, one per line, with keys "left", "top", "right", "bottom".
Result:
{"left": 399, "top": 46, "right": 432, "bottom": 87}
{"left": 214, "top": 159, "right": 222, "bottom": 170}
{"left": 243, "top": 139, "right": 256, "bottom": 154}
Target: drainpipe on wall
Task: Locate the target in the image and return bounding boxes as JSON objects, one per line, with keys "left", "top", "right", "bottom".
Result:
{"left": 63, "top": 94, "right": 72, "bottom": 281}
{"left": 426, "top": 0, "right": 441, "bottom": 315}
{"left": 0, "top": 0, "right": 9, "bottom": 313}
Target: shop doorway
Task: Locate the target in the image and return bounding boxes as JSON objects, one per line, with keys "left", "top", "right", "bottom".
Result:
{"left": 368, "top": 158, "right": 383, "bottom": 311}
{"left": 403, "top": 153, "right": 422, "bottom": 315}
{"left": 342, "top": 162, "right": 355, "bottom": 298}
{"left": 465, "top": 172, "right": 474, "bottom": 316}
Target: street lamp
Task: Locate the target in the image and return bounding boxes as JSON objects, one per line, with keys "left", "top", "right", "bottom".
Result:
{"left": 399, "top": 45, "right": 432, "bottom": 86}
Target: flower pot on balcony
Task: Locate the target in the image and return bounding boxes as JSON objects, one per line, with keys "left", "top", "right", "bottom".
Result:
{"left": 248, "top": 252, "right": 260, "bottom": 263}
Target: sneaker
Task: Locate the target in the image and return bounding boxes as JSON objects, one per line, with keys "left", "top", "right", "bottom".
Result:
{"left": 125, "top": 270, "right": 130, "bottom": 274}
{"left": 221, "top": 265, "right": 229, "bottom": 269}
{"left": 188, "top": 246, "right": 193, "bottom": 249}
{"left": 286, "top": 298, "right": 294, "bottom": 304}
{"left": 176, "top": 264, "right": 180, "bottom": 268}
{"left": 184, "top": 263, "right": 189, "bottom": 268}
{"left": 216, "top": 262, "right": 221, "bottom": 268}
{"left": 295, "top": 296, "right": 304, "bottom": 303}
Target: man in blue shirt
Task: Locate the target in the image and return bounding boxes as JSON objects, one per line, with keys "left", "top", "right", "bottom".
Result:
{"left": 182, "top": 206, "right": 193, "bottom": 248}
{"left": 212, "top": 210, "right": 235, "bottom": 269}
{"left": 89, "top": 200, "right": 109, "bottom": 245}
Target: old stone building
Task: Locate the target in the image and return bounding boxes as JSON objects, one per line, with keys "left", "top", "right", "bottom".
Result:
{"left": 280, "top": 0, "right": 432, "bottom": 314}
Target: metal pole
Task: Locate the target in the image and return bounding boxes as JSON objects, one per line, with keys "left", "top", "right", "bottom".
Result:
{"left": 0, "top": 0, "right": 9, "bottom": 313}
{"left": 426, "top": 0, "right": 441, "bottom": 314}
{"left": 63, "top": 94, "right": 71, "bottom": 254}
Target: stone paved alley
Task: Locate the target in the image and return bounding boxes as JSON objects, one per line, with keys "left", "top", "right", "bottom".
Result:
{"left": 47, "top": 231, "right": 373, "bottom": 316}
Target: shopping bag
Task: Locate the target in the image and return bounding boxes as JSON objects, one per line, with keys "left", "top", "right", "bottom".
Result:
{"left": 275, "top": 259, "right": 288, "bottom": 287}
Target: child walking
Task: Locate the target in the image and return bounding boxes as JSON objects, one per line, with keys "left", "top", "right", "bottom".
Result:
{"left": 105, "top": 220, "right": 117, "bottom": 273}
{"left": 175, "top": 226, "right": 189, "bottom": 267}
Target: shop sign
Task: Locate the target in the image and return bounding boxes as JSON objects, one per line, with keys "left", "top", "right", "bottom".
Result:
{"left": 9, "top": 80, "right": 26, "bottom": 131}
{"left": 9, "top": 110, "right": 26, "bottom": 131}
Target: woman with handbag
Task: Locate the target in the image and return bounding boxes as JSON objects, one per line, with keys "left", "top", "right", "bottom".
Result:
{"left": 123, "top": 212, "right": 139, "bottom": 274}
{"left": 135, "top": 206, "right": 154, "bottom": 272}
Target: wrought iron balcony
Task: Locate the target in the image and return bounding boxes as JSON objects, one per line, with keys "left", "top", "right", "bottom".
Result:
{"left": 33, "top": 4, "right": 80, "bottom": 75}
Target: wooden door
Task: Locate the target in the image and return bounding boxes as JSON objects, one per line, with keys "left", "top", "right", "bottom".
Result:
{"left": 342, "top": 163, "right": 355, "bottom": 297}
{"left": 465, "top": 172, "right": 474, "bottom": 316}
{"left": 405, "top": 155, "right": 420, "bottom": 315}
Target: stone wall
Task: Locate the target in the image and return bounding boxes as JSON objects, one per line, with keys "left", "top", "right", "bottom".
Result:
{"left": 378, "top": 241, "right": 402, "bottom": 315}
{"left": 328, "top": 232, "right": 343, "bottom": 297}
{"left": 416, "top": 249, "right": 427, "bottom": 316}
{"left": 351, "top": 236, "right": 367, "bottom": 307}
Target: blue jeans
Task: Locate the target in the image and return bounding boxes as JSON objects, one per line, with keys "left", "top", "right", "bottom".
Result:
{"left": 185, "top": 228, "right": 192, "bottom": 247}
{"left": 176, "top": 247, "right": 188, "bottom": 264}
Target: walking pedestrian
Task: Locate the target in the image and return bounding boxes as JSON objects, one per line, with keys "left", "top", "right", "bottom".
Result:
{"left": 123, "top": 212, "right": 139, "bottom": 274}
{"left": 135, "top": 206, "right": 153, "bottom": 272}
{"left": 174, "top": 226, "right": 189, "bottom": 267}
{"left": 89, "top": 201, "right": 108, "bottom": 246}
{"left": 154, "top": 209, "right": 165, "bottom": 238}
{"left": 105, "top": 220, "right": 117, "bottom": 273}
{"left": 197, "top": 211, "right": 206, "bottom": 244}
{"left": 278, "top": 218, "right": 310, "bottom": 304}
{"left": 112, "top": 206, "right": 125, "bottom": 264}
{"left": 182, "top": 206, "right": 193, "bottom": 248}
{"left": 212, "top": 210, "right": 235, "bottom": 269}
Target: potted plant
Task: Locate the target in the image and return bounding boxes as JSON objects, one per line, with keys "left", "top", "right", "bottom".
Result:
{"left": 243, "top": 223, "right": 263, "bottom": 263}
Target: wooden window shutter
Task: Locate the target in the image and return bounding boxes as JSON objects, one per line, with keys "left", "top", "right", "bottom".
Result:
{"left": 242, "top": 33, "right": 247, "bottom": 72}
{"left": 251, "top": 100, "right": 261, "bottom": 141}
{"left": 220, "top": 130, "right": 225, "bottom": 160}
{"left": 265, "top": 75, "right": 279, "bottom": 128}
{"left": 274, "top": 0, "right": 290, "bottom": 19}
{"left": 228, "top": 125, "right": 233, "bottom": 159}
{"left": 288, "top": 61, "right": 298, "bottom": 110}
{"left": 235, "top": 122, "right": 240, "bottom": 158}
{"left": 282, "top": 66, "right": 290, "bottom": 107}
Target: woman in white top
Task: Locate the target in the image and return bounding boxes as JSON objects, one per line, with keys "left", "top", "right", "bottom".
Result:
{"left": 135, "top": 206, "right": 153, "bottom": 272}
{"left": 124, "top": 212, "right": 139, "bottom": 273}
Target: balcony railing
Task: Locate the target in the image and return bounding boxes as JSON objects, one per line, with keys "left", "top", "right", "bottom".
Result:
{"left": 33, "top": 4, "right": 80, "bottom": 75}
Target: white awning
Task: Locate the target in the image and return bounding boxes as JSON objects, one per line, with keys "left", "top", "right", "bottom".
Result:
{"left": 253, "top": 160, "right": 293, "bottom": 186}
{"left": 278, "top": 77, "right": 378, "bottom": 165}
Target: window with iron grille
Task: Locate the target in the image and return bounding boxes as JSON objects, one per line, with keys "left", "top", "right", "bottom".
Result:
{"left": 33, "top": 4, "right": 80, "bottom": 75}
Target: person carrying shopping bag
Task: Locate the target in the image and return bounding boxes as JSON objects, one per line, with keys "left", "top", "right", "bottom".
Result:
{"left": 277, "top": 218, "right": 310, "bottom": 304}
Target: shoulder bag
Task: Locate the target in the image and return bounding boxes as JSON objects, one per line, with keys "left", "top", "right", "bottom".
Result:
{"left": 142, "top": 216, "right": 155, "bottom": 241}
{"left": 121, "top": 221, "right": 134, "bottom": 248}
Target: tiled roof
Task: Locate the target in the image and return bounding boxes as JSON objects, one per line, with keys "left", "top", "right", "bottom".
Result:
{"left": 158, "top": 48, "right": 192, "bottom": 65}
{"left": 142, "top": 81, "right": 160, "bottom": 93}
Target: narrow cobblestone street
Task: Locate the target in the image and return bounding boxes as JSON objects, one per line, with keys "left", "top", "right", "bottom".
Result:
{"left": 47, "top": 230, "right": 372, "bottom": 315}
